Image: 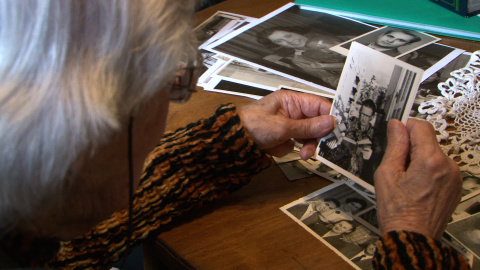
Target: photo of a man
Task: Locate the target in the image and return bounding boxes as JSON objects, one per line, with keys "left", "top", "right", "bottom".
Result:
{"left": 316, "top": 42, "right": 424, "bottom": 191}
{"left": 332, "top": 26, "right": 440, "bottom": 58}
{"left": 366, "top": 29, "right": 421, "bottom": 56}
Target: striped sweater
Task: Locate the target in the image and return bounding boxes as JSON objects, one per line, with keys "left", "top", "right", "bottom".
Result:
{"left": 47, "top": 104, "right": 271, "bottom": 269}
{"left": 0, "top": 104, "right": 470, "bottom": 269}
{"left": 374, "top": 230, "right": 470, "bottom": 269}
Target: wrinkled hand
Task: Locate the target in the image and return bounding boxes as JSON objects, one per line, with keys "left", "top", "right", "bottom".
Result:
{"left": 374, "top": 119, "right": 462, "bottom": 240}
{"left": 238, "top": 90, "right": 335, "bottom": 160}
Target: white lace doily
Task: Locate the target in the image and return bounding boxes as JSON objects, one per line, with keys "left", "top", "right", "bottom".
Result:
{"left": 418, "top": 51, "right": 480, "bottom": 175}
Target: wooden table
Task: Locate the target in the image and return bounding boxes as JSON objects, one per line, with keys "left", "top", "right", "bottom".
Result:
{"left": 143, "top": 1, "right": 480, "bottom": 269}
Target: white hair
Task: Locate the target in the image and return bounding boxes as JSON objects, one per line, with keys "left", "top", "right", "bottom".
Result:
{"left": 0, "top": 0, "right": 197, "bottom": 233}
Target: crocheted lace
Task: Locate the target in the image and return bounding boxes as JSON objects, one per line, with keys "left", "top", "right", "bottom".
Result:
{"left": 418, "top": 51, "right": 480, "bottom": 175}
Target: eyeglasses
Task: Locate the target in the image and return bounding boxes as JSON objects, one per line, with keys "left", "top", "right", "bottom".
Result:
{"left": 169, "top": 54, "right": 204, "bottom": 103}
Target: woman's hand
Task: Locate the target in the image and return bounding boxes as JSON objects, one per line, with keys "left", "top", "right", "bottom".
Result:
{"left": 374, "top": 119, "right": 462, "bottom": 240}
{"left": 238, "top": 90, "right": 335, "bottom": 160}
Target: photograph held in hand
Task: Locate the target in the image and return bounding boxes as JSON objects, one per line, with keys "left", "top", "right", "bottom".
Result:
{"left": 316, "top": 42, "right": 424, "bottom": 192}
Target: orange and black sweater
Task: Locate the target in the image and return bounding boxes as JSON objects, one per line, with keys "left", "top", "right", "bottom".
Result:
{"left": 0, "top": 104, "right": 470, "bottom": 269}
{"left": 374, "top": 230, "right": 470, "bottom": 269}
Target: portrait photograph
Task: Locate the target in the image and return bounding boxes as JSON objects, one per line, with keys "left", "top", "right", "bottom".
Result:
{"left": 331, "top": 26, "right": 440, "bottom": 58}
{"left": 316, "top": 42, "right": 424, "bottom": 191}
{"left": 206, "top": 3, "right": 376, "bottom": 92}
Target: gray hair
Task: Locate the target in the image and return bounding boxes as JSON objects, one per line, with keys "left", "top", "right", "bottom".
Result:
{"left": 0, "top": 0, "right": 197, "bottom": 233}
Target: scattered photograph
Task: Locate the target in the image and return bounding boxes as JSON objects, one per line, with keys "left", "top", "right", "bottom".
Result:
{"left": 282, "top": 182, "right": 374, "bottom": 228}
{"left": 215, "top": 59, "right": 333, "bottom": 97}
{"left": 411, "top": 52, "right": 472, "bottom": 119}
{"left": 461, "top": 172, "right": 480, "bottom": 201}
{"left": 349, "top": 238, "right": 378, "bottom": 270}
{"left": 203, "top": 77, "right": 271, "bottom": 99}
{"left": 355, "top": 207, "right": 380, "bottom": 235}
{"left": 452, "top": 193, "right": 480, "bottom": 223}
{"left": 195, "top": 11, "right": 256, "bottom": 48}
{"left": 272, "top": 148, "right": 301, "bottom": 164}
{"left": 274, "top": 147, "right": 341, "bottom": 182}
{"left": 281, "top": 182, "right": 377, "bottom": 269}
{"left": 322, "top": 222, "right": 379, "bottom": 266}
{"left": 398, "top": 43, "right": 464, "bottom": 80}
{"left": 447, "top": 212, "right": 480, "bottom": 259}
{"left": 299, "top": 159, "right": 347, "bottom": 182}
{"left": 278, "top": 160, "right": 315, "bottom": 181}
{"left": 207, "top": 3, "right": 376, "bottom": 92}
{"left": 197, "top": 51, "right": 227, "bottom": 86}
{"left": 346, "top": 179, "right": 376, "bottom": 200}
{"left": 331, "top": 26, "right": 440, "bottom": 58}
{"left": 316, "top": 42, "right": 424, "bottom": 192}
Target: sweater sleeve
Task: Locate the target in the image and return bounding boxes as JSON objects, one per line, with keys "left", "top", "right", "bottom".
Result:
{"left": 373, "top": 230, "right": 471, "bottom": 269}
{"left": 48, "top": 103, "right": 271, "bottom": 269}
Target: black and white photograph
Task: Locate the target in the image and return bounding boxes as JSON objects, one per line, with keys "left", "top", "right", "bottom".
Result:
{"left": 355, "top": 207, "right": 380, "bottom": 235}
{"left": 350, "top": 239, "right": 378, "bottom": 270}
{"left": 195, "top": 11, "right": 256, "bottom": 48}
{"left": 203, "top": 77, "right": 272, "bottom": 99}
{"left": 281, "top": 182, "right": 376, "bottom": 269}
{"left": 281, "top": 182, "right": 374, "bottom": 229}
{"left": 411, "top": 52, "right": 472, "bottom": 119}
{"left": 322, "top": 222, "right": 379, "bottom": 264}
{"left": 345, "top": 179, "right": 376, "bottom": 200}
{"left": 272, "top": 147, "right": 301, "bottom": 164}
{"left": 452, "top": 194, "right": 480, "bottom": 223}
{"left": 197, "top": 50, "right": 226, "bottom": 87}
{"left": 214, "top": 59, "right": 333, "bottom": 97}
{"left": 461, "top": 172, "right": 480, "bottom": 201}
{"left": 331, "top": 26, "right": 440, "bottom": 59}
{"left": 447, "top": 212, "right": 480, "bottom": 259}
{"left": 316, "top": 42, "right": 424, "bottom": 191}
{"left": 300, "top": 159, "right": 347, "bottom": 183}
{"left": 398, "top": 43, "right": 464, "bottom": 80}
{"left": 206, "top": 3, "right": 376, "bottom": 92}
{"left": 278, "top": 160, "right": 315, "bottom": 181}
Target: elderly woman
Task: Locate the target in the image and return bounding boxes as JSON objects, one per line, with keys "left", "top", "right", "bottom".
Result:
{"left": 0, "top": 0, "right": 468, "bottom": 269}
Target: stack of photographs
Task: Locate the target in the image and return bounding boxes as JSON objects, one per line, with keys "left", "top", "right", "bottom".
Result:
{"left": 195, "top": 3, "right": 479, "bottom": 270}
{"left": 196, "top": 3, "right": 464, "bottom": 99}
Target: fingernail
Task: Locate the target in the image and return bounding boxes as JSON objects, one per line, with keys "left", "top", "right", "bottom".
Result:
{"left": 322, "top": 115, "right": 336, "bottom": 130}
